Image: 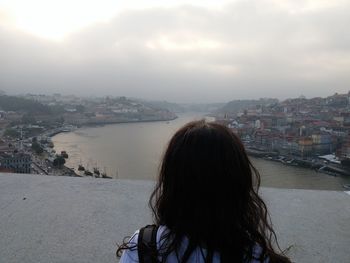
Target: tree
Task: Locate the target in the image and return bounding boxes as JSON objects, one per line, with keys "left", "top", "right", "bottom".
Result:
{"left": 4, "top": 128, "right": 20, "bottom": 138}
{"left": 0, "top": 95, "right": 50, "bottom": 114}
{"left": 31, "top": 141, "right": 44, "bottom": 154}
{"left": 53, "top": 155, "right": 65, "bottom": 168}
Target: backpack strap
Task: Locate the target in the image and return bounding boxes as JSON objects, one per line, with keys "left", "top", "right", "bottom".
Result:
{"left": 138, "top": 225, "right": 159, "bottom": 263}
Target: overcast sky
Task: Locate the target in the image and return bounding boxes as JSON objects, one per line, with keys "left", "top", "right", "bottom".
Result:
{"left": 0, "top": 0, "right": 349, "bottom": 103}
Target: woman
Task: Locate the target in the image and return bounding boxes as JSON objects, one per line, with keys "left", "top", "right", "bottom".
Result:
{"left": 117, "top": 120, "right": 291, "bottom": 263}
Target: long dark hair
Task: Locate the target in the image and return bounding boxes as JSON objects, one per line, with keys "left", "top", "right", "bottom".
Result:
{"left": 118, "top": 120, "right": 291, "bottom": 263}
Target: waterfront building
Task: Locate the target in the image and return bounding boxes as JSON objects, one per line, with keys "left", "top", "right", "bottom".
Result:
{"left": 311, "top": 133, "right": 334, "bottom": 155}
{"left": 298, "top": 138, "right": 314, "bottom": 158}
{"left": 337, "top": 134, "right": 350, "bottom": 160}
{"left": 0, "top": 152, "right": 32, "bottom": 173}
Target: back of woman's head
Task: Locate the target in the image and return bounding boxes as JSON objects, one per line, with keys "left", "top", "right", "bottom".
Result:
{"left": 150, "top": 120, "right": 290, "bottom": 262}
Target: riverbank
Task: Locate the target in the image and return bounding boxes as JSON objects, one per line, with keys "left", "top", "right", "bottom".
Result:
{"left": 78, "top": 116, "right": 178, "bottom": 127}
{"left": 46, "top": 116, "right": 178, "bottom": 137}
{"left": 246, "top": 147, "right": 350, "bottom": 179}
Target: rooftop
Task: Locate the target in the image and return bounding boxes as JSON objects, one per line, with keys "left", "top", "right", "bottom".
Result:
{"left": 0, "top": 173, "right": 349, "bottom": 263}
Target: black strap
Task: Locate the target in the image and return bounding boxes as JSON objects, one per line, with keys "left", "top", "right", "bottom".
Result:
{"left": 138, "top": 225, "right": 159, "bottom": 263}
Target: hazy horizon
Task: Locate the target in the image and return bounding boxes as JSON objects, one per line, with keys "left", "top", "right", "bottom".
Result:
{"left": 1, "top": 0, "right": 349, "bottom": 103}
{"left": 3, "top": 90, "right": 346, "bottom": 105}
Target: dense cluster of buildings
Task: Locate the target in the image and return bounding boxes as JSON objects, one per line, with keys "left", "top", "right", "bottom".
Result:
{"left": 219, "top": 92, "right": 350, "bottom": 164}
{"left": 0, "top": 140, "right": 31, "bottom": 173}
{"left": 20, "top": 94, "right": 177, "bottom": 125}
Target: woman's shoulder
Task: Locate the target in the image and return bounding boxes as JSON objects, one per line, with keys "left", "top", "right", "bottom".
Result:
{"left": 119, "top": 226, "right": 269, "bottom": 263}
{"left": 119, "top": 229, "right": 140, "bottom": 263}
{"left": 119, "top": 225, "right": 168, "bottom": 263}
{"left": 250, "top": 245, "right": 270, "bottom": 263}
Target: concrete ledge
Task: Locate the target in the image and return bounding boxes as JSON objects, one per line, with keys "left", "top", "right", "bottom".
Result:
{"left": 0, "top": 173, "right": 349, "bottom": 263}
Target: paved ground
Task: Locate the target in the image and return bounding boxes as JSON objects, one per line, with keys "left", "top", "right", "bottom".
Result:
{"left": 0, "top": 173, "right": 349, "bottom": 263}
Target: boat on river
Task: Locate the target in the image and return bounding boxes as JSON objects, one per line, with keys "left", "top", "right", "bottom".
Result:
{"left": 343, "top": 184, "right": 350, "bottom": 190}
{"left": 84, "top": 170, "right": 93, "bottom": 176}
{"left": 93, "top": 167, "right": 100, "bottom": 178}
{"left": 101, "top": 172, "right": 112, "bottom": 179}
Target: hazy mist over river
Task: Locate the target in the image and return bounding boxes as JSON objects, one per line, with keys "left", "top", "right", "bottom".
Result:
{"left": 52, "top": 113, "right": 350, "bottom": 190}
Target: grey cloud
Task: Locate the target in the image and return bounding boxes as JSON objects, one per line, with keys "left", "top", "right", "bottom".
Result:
{"left": 0, "top": 0, "right": 350, "bottom": 102}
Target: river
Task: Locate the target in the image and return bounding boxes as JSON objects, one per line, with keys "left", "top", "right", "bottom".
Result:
{"left": 52, "top": 113, "right": 350, "bottom": 190}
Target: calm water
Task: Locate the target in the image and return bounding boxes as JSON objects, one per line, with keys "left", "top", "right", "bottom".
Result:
{"left": 52, "top": 113, "right": 350, "bottom": 190}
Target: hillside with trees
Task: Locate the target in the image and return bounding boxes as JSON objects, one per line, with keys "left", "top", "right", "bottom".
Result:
{"left": 215, "top": 98, "right": 278, "bottom": 115}
{"left": 0, "top": 95, "right": 51, "bottom": 114}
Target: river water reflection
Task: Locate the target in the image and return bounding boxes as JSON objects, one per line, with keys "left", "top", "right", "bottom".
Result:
{"left": 52, "top": 113, "right": 350, "bottom": 190}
